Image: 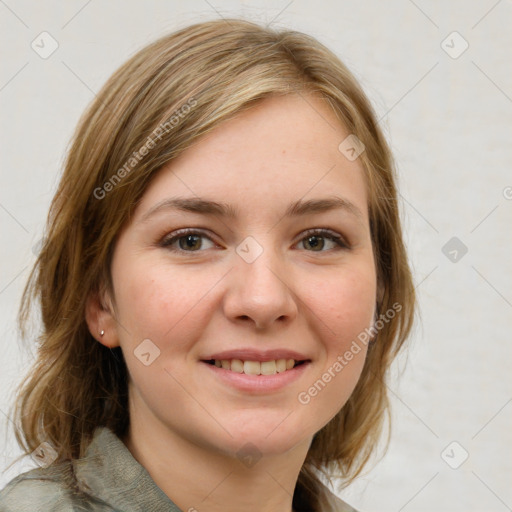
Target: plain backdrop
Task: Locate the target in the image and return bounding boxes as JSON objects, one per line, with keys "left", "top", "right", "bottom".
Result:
{"left": 1, "top": 1, "right": 511, "bottom": 511}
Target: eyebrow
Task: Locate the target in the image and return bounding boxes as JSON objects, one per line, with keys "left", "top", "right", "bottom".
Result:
{"left": 139, "top": 196, "right": 365, "bottom": 224}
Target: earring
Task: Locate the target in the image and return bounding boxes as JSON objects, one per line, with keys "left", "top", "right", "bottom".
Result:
{"left": 100, "top": 330, "right": 105, "bottom": 337}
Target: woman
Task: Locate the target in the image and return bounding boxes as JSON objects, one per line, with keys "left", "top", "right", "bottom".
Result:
{"left": 0, "top": 18, "right": 415, "bottom": 512}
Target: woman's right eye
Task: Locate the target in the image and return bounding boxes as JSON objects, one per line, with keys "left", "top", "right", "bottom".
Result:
{"left": 160, "top": 229, "right": 215, "bottom": 253}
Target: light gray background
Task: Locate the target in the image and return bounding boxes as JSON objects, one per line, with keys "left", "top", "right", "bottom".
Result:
{"left": 1, "top": 1, "right": 511, "bottom": 511}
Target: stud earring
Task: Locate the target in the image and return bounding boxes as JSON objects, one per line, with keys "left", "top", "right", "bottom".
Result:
{"left": 100, "top": 330, "right": 105, "bottom": 337}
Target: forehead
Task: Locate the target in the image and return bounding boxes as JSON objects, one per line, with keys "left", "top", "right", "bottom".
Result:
{"left": 134, "top": 93, "right": 369, "bottom": 224}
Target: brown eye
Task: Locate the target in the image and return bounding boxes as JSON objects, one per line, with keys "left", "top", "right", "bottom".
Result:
{"left": 160, "top": 230, "right": 215, "bottom": 253}
{"left": 298, "top": 229, "right": 349, "bottom": 252}
{"left": 303, "top": 234, "right": 327, "bottom": 251}
{"left": 177, "top": 234, "right": 202, "bottom": 251}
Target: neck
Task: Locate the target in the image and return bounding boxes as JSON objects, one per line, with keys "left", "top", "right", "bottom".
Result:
{"left": 123, "top": 399, "right": 311, "bottom": 512}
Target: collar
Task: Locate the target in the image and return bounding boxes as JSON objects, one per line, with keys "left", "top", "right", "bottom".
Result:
{"left": 72, "top": 426, "right": 182, "bottom": 512}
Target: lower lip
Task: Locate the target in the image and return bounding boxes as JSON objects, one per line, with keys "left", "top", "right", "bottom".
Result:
{"left": 201, "top": 361, "right": 310, "bottom": 394}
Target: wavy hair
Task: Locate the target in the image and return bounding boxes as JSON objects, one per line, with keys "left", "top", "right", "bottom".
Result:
{"left": 11, "top": 18, "right": 415, "bottom": 511}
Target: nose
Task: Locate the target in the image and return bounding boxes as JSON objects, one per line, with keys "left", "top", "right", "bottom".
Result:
{"left": 223, "top": 244, "right": 298, "bottom": 330}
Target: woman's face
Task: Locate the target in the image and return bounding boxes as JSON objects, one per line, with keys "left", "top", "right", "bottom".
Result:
{"left": 102, "top": 93, "right": 377, "bottom": 458}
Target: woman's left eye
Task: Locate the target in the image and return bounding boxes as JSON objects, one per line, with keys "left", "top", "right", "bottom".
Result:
{"left": 298, "top": 229, "right": 349, "bottom": 252}
{"left": 159, "top": 228, "right": 349, "bottom": 254}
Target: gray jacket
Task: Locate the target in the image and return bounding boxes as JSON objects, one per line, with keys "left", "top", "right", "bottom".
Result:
{"left": 0, "top": 427, "right": 358, "bottom": 511}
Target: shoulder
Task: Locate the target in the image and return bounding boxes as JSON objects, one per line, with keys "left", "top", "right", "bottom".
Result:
{"left": 0, "top": 463, "right": 106, "bottom": 512}
{"left": 321, "top": 483, "right": 360, "bottom": 512}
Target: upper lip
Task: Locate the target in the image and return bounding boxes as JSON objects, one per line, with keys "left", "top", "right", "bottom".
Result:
{"left": 201, "top": 349, "right": 310, "bottom": 362}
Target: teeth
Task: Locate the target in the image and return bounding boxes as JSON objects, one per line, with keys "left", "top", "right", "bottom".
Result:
{"left": 276, "top": 359, "right": 287, "bottom": 373}
{"left": 244, "top": 360, "right": 261, "bottom": 375}
{"left": 213, "top": 358, "right": 299, "bottom": 375}
{"left": 261, "top": 360, "right": 276, "bottom": 375}
{"left": 230, "top": 359, "right": 244, "bottom": 373}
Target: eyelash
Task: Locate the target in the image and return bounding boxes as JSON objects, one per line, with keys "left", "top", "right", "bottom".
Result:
{"left": 159, "top": 228, "right": 350, "bottom": 254}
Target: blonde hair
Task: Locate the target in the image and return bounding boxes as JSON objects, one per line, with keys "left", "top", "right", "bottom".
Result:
{"left": 12, "top": 18, "right": 415, "bottom": 510}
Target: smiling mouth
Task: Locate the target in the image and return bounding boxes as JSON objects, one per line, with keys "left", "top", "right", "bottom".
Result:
{"left": 202, "top": 359, "right": 308, "bottom": 375}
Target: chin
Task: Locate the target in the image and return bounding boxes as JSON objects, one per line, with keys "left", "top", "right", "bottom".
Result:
{"left": 219, "top": 416, "right": 313, "bottom": 458}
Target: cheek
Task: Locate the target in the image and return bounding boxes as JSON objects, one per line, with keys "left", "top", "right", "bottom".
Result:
{"left": 299, "top": 264, "right": 375, "bottom": 422}
{"left": 113, "top": 257, "right": 208, "bottom": 338}
{"left": 317, "top": 262, "right": 377, "bottom": 343}
{"left": 112, "top": 260, "right": 213, "bottom": 403}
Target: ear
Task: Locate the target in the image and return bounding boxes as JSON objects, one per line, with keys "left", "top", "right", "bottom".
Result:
{"left": 85, "top": 284, "right": 120, "bottom": 349}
